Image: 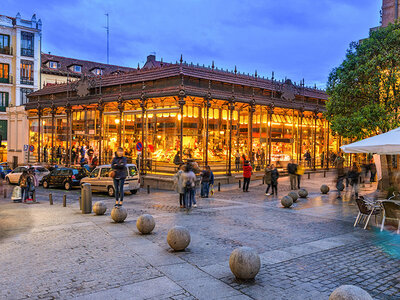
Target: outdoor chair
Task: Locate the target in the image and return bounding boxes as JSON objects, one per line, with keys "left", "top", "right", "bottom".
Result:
{"left": 380, "top": 200, "right": 400, "bottom": 234}
{"left": 354, "top": 197, "right": 381, "bottom": 230}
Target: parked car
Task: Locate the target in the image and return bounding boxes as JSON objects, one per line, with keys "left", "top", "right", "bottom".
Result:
{"left": 5, "top": 166, "right": 50, "bottom": 185}
{"left": 0, "top": 163, "right": 12, "bottom": 179}
{"left": 80, "top": 164, "right": 140, "bottom": 196}
{"left": 42, "top": 167, "right": 90, "bottom": 190}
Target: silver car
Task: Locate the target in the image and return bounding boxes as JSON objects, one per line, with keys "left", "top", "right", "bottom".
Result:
{"left": 5, "top": 165, "right": 50, "bottom": 185}
{"left": 80, "top": 164, "right": 140, "bottom": 197}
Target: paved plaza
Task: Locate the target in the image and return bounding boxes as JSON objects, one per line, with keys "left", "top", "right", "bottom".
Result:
{"left": 0, "top": 172, "right": 399, "bottom": 299}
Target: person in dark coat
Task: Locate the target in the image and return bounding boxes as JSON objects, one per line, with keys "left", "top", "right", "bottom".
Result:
{"left": 271, "top": 164, "right": 279, "bottom": 196}
{"left": 264, "top": 164, "right": 272, "bottom": 195}
{"left": 369, "top": 160, "right": 377, "bottom": 182}
{"left": 111, "top": 147, "right": 127, "bottom": 207}
{"left": 347, "top": 163, "right": 360, "bottom": 199}
{"left": 200, "top": 166, "right": 212, "bottom": 198}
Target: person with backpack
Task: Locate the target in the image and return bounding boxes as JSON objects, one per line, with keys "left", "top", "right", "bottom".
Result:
{"left": 181, "top": 163, "right": 197, "bottom": 209}
{"left": 264, "top": 164, "right": 272, "bottom": 196}
{"left": 19, "top": 170, "right": 31, "bottom": 202}
{"left": 243, "top": 160, "right": 252, "bottom": 192}
{"left": 271, "top": 164, "right": 279, "bottom": 197}
{"left": 111, "top": 147, "right": 127, "bottom": 207}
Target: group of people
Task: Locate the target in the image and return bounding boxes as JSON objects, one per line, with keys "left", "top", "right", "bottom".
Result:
{"left": 173, "top": 162, "right": 214, "bottom": 209}
{"left": 17, "top": 166, "right": 38, "bottom": 202}
{"left": 42, "top": 145, "right": 99, "bottom": 170}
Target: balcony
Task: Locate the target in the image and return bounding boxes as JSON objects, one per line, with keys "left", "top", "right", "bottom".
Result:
{"left": 0, "top": 76, "right": 12, "bottom": 84}
{"left": 0, "top": 46, "right": 12, "bottom": 56}
{"left": 20, "top": 77, "right": 33, "bottom": 85}
{"left": 21, "top": 48, "right": 34, "bottom": 57}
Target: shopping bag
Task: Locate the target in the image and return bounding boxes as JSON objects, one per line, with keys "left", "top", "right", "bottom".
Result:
{"left": 11, "top": 186, "right": 22, "bottom": 202}
{"left": 210, "top": 184, "right": 214, "bottom": 196}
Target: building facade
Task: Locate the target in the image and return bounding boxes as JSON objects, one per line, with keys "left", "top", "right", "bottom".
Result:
{"left": 381, "top": 0, "right": 400, "bottom": 27}
{"left": 1, "top": 13, "right": 42, "bottom": 165}
{"left": 26, "top": 55, "right": 339, "bottom": 174}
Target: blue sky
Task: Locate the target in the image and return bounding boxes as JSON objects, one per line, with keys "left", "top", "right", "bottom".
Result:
{"left": 2, "top": 0, "right": 381, "bottom": 88}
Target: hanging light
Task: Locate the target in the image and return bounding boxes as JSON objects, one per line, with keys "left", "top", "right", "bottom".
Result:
{"left": 177, "top": 114, "right": 182, "bottom": 121}
{"left": 115, "top": 118, "right": 120, "bottom": 124}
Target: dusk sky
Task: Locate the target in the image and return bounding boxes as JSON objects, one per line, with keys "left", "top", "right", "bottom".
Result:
{"left": 2, "top": 0, "right": 381, "bottom": 88}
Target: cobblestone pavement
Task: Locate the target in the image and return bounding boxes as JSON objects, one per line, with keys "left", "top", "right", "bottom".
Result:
{"left": 0, "top": 172, "right": 399, "bottom": 299}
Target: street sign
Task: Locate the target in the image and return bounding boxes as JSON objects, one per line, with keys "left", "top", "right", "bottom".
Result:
{"left": 29, "top": 145, "right": 35, "bottom": 152}
{"left": 23, "top": 144, "right": 29, "bottom": 151}
{"left": 136, "top": 142, "right": 143, "bottom": 152}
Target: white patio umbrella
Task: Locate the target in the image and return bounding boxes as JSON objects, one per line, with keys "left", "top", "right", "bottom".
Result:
{"left": 340, "top": 127, "right": 400, "bottom": 155}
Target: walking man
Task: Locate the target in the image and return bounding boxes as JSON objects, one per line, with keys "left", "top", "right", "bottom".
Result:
{"left": 243, "top": 160, "right": 252, "bottom": 192}
{"left": 287, "top": 159, "right": 298, "bottom": 190}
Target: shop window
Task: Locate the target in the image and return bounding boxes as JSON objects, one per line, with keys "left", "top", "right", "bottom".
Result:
{"left": 0, "top": 63, "right": 9, "bottom": 83}
{"left": 21, "top": 31, "right": 34, "bottom": 57}
{"left": 214, "top": 108, "right": 219, "bottom": 119}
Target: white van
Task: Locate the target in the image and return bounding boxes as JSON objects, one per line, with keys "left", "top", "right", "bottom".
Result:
{"left": 80, "top": 164, "right": 140, "bottom": 196}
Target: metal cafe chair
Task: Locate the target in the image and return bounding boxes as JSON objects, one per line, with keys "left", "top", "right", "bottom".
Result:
{"left": 380, "top": 200, "right": 400, "bottom": 234}
{"left": 354, "top": 196, "right": 382, "bottom": 230}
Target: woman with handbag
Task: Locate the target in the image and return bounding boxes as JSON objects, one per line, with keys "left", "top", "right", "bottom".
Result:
{"left": 111, "top": 147, "right": 127, "bottom": 207}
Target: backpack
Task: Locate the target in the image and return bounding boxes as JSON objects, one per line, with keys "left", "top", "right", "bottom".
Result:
{"left": 185, "top": 180, "right": 192, "bottom": 192}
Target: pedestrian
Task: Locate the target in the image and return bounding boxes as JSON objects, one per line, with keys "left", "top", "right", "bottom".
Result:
{"left": 261, "top": 149, "right": 265, "bottom": 169}
{"left": 369, "top": 160, "right": 377, "bottom": 182}
{"left": 18, "top": 170, "right": 32, "bottom": 202}
{"left": 87, "top": 146, "right": 94, "bottom": 164}
{"left": 296, "top": 163, "right": 304, "bottom": 189}
{"left": 111, "top": 147, "right": 127, "bottom": 207}
{"left": 91, "top": 155, "right": 99, "bottom": 169}
{"left": 242, "top": 160, "right": 252, "bottom": 192}
{"left": 287, "top": 159, "right": 298, "bottom": 190}
{"left": 43, "top": 145, "right": 48, "bottom": 163}
{"left": 235, "top": 151, "right": 241, "bottom": 172}
{"left": 304, "top": 150, "right": 311, "bottom": 168}
{"left": 173, "top": 151, "right": 181, "bottom": 166}
{"left": 173, "top": 164, "right": 185, "bottom": 208}
{"left": 200, "top": 166, "right": 212, "bottom": 198}
{"left": 181, "top": 163, "right": 196, "bottom": 209}
{"left": 209, "top": 166, "right": 214, "bottom": 196}
{"left": 348, "top": 163, "right": 360, "bottom": 199}
{"left": 80, "top": 146, "right": 86, "bottom": 162}
{"left": 336, "top": 164, "right": 346, "bottom": 199}
{"left": 56, "top": 145, "right": 62, "bottom": 164}
{"left": 271, "top": 164, "right": 279, "bottom": 196}
{"left": 71, "top": 146, "right": 77, "bottom": 165}
{"left": 264, "top": 164, "right": 272, "bottom": 195}
{"left": 256, "top": 149, "right": 261, "bottom": 170}
{"left": 27, "top": 167, "right": 38, "bottom": 201}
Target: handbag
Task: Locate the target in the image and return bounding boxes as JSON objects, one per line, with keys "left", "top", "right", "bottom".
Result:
{"left": 109, "top": 170, "right": 116, "bottom": 178}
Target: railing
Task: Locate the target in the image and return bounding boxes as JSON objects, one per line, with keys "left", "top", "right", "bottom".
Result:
{"left": 21, "top": 48, "right": 34, "bottom": 57}
{"left": 0, "top": 46, "right": 12, "bottom": 56}
{"left": 20, "top": 77, "right": 34, "bottom": 85}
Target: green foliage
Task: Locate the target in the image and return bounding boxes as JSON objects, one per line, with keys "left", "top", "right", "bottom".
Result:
{"left": 326, "top": 22, "right": 400, "bottom": 139}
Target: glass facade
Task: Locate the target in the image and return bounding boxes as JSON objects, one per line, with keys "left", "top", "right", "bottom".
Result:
{"left": 28, "top": 97, "right": 338, "bottom": 173}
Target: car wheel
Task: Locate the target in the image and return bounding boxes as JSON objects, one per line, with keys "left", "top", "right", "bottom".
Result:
{"left": 107, "top": 186, "right": 115, "bottom": 197}
{"left": 43, "top": 180, "right": 49, "bottom": 189}
{"left": 5, "top": 177, "right": 10, "bottom": 184}
{"left": 130, "top": 189, "right": 138, "bottom": 194}
{"left": 64, "top": 181, "right": 71, "bottom": 190}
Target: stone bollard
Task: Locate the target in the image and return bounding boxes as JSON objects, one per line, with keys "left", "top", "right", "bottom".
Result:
{"left": 147, "top": 185, "right": 150, "bottom": 194}
{"left": 281, "top": 196, "right": 293, "bottom": 208}
{"left": 298, "top": 189, "right": 308, "bottom": 198}
{"left": 218, "top": 182, "right": 221, "bottom": 192}
{"left": 288, "top": 191, "right": 299, "bottom": 202}
{"left": 167, "top": 226, "right": 191, "bottom": 251}
{"left": 93, "top": 201, "right": 107, "bottom": 215}
{"left": 49, "top": 193, "right": 53, "bottom": 205}
{"left": 239, "top": 180, "right": 241, "bottom": 189}
{"left": 329, "top": 285, "right": 373, "bottom": 300}
{"left": 111, "top": 206, "right": 128, "bottom": 223}
{"left": 33, "top": 190, "right": 36, "bottom": 202}
{"left": 307, "top": 172, "right": 311, "bottom": 179}
{"left": 3, "top": 188, "right": 6, "bottom": 198}
{"left": 136, "top": 214, "right": 155, "bottom": 234}
{"left": 63, "top": 194, "right": 67, "bottom": 207}
{"left": 229, "top": 247, "right": 260, "bottom": 280}
{"left": 79, "top": 196, "right": 82, "bottom": 210}
{"left": 320, "top": 185, "right": 330, "bottom": 194}
{"left": 81, "top": 183, "right": 92, "bottom": 214}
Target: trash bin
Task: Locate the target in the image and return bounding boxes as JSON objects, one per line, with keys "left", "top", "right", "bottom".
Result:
{"left": 81, "top": 183, "right": 92, "bottom": 214}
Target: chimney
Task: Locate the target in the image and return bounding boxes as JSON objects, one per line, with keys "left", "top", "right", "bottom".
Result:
{"left": 147, "top": 54, "right": 156, "bottom": 63}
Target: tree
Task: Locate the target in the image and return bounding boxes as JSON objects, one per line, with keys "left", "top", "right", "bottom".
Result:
{"left": 326, "top": 22, "right": 400, "bottom": 140}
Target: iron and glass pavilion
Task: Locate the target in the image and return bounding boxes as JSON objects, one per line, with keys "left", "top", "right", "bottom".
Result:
{"left": 26, "top": 55, "right": 339, "bottom": 174}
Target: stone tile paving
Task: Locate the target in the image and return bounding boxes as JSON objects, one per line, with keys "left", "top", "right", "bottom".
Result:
{"left": 0, "top": 172, "right": 399, "bottom": 299}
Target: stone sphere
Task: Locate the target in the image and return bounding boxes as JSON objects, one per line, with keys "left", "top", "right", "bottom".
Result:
{"left": 229, "top": 247, "right": 261, "bottom": 280}
{"left": 288, "top": 191, "right": 299, "bottom": 202}
{"left": 329, "top": 285, "right": 373, "bottom": 300}
{"left": 321, "top": 184, "right": 330, "bottom": 194}
{"left": 298, "top": 189, "right": 308, "bottom": 198}
{"left": 167, "top": 226, "right": 191, "bottom": 251}
{"left": 111, "top": 206, "right": 128, "bottom": 223}
{"left": 281, "top": 196, "right": 293, "bottom": 208}
{"left": 93, "top": 201, "right": 107, "bottom": 215}
{"left": 136, "top": 214, "right": 155, "bottom": 234}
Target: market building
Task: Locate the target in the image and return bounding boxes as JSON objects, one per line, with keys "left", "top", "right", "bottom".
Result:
{"left": 26, "top": 54, "right": 338, "bottom": 175}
